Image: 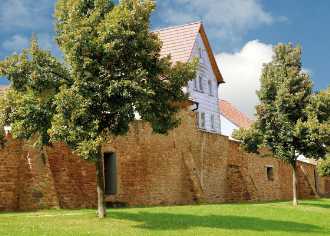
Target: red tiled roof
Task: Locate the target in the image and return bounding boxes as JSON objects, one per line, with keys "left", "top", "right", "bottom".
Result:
{"left": 156, "top": 22, "right": 201, "bottom": 63}
{"left": 219, "top": 100, "right": 253, "bottom": 128}
{"left": 155, "top": 22, "right": 224, "bottom": 83}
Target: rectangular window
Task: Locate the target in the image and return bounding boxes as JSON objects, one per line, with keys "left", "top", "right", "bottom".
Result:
{"left": 104, "top": 152, "right": 117, "bottom": 195}
{"left": 199, "top": 47, "right": 204, "bottom": 64}
{"left": 211, "top": 114, "right": 215, "bottom": 130}
{"left": 193, "top": 78, "right": 198, "bottom": 90}
{"left": 199, "top": 76, "right": 204, "bottom": 92}
{"left": 208, "top": 80, "right": 213, "bottom": 96}
{"left": 200, "top": 112, "right": 206, "bottom": 129}
{"left": 195, "top": 112, "right": 199, "bottom": 127}
{"left": 266, "top": 166, "right": 274, "bottom": 181}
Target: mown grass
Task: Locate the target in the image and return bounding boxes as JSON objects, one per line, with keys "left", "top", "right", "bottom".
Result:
{"left": 1, "top": 199, "right": 329, "bottom": 236}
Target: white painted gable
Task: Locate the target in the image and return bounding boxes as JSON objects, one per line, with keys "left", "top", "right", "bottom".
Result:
{"left": 187, "top": 33, "right": 221, "bottom": 134}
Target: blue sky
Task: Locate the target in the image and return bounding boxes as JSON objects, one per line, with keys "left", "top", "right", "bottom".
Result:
{"left": 0, "top": 0, "right": 329, "bottom": 117}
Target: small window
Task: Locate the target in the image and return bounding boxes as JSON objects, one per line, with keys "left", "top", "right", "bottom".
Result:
{"left": 210, "top": 114, "right": 215, "bottom": 130}
{"left": 199, "top": 76, "right": 204, "bottom": 92}
{"left": 193, "top": 78, "right": 198, "bottom": 90}
{"left": 195, "top": 112, "right": 199, "bottom": 127}
{"left": 266, "top": 166, "right": 274, "bottom": 181}
{"left": 199, "top": 47, "right": 204, "bottom": 63}
{"left": 208, "top": 80, "right": 213, "bottom": 96}
{"left": 200, "top": 112, "right": 206, "bottom": 129}
{"left": 104, "top": 153, "right": 117, "bottom": 195}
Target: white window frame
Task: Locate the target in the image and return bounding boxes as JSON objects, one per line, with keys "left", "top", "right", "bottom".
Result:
{"left": 195, "top": 112, "right": 199, "bottom": 127}
{"left": 208, "top": 80, "right": 213, "bottom": 96}
{"left": 193, "top": 77, "right": 198, "bottom": 91}
{"left": 199, "top": 47, "right": 204, "bottom": 64}
{"left": 210, "top": 114, "right": 215, "bottom": 130}
{"left": 200, "top": 112, "right": 206, "bottom": 129}
{"left": 199, "top": 75, "right": 204, "bottom": 93}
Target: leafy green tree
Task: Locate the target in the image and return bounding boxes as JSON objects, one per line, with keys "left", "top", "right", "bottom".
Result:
{"left": 0, "top": 97, "right": 8, "bottom": 148}
{"left": 233, "top": 44, "right": 329, "bottom": 206}
{"left": 0, "top": 38, "right": 70, "bottom": 153}
{"left": 51, "top": 0, "right": 196, "bottom": 218}
{"left": 317, "top": 155, "right": 330, "bottom": 177}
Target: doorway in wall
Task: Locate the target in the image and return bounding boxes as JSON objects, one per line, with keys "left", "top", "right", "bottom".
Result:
{"left": 104, "top": 152, "right": 117, "bottom": 195}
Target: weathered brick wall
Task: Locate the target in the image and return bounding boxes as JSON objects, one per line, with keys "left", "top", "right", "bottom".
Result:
{"left": 47, "top": 143, "right": 97, "bottom": 209}
{"left": 297, "top": 162, "right": 318, "bottom": 199}
{"left": 0, "top": 138, "right": 22, "bottom": 211}
{"left": 0, "top": 109, "right": 328, "bottom": 211}
{"left": 0, "top": 137, "right": 59, "bottom": 211}
{"left": 103, "top": 113, "right": 198, "bottom": 206}
{"left": 0, "top": 137, "right": 96, "bottom": 211}
{"left": 104, "top": 110, "right": 324, "bottom": 206}
{"left": 16, "top": 144, "right": 59, "bottom": 211}
{"left": 226, "top": 142, "right": 283, "bottom": 202}
{"left": 319, "top": 176, "right": 330, "bottom": 197}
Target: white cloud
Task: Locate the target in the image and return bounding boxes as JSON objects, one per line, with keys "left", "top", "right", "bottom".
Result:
{"left": 156, "top": 0, "right": 284, "bottom": 45}
{"left": 0, "top": 1, "right": 61, "bottom": 58}
{"left": 2, "top": 35, "right": 29, "bottom": 52}
{"left": 0, "top": 0, "right": 52, "bottom": 31}
{"left": 216, "top": 40, "right": 274, "bottom": 118}
{"left": 1, "top": 33, "right": 62, "bottom": 59}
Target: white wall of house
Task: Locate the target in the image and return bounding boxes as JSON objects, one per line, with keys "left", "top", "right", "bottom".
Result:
{"left": 187, "top": 34, "right": 221, "bottom": 134}
{"left": 220, "top": 114, "right": 239, "bottom": 137}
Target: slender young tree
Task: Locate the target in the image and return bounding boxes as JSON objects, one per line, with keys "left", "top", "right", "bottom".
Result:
{"left": 50, "top": 0, "right": 197, "bottom": 218}
{"left": 0, "top": 98, "right": 8, "bottom": 148}
{"left": 233, "top": 44, "right": 329, "bottom": 206}
{"left": 314, "top": 86, "right": 330, "bottom": 176}
{"left": 0, "top": 38, "right": 70, "bottom": 154}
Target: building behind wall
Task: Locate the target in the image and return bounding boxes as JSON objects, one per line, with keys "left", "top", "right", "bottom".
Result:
{"left": 0, "top": 22, "right": 329, "bottom": 211}
{"left": 219, "top": 99, "right": 254, "bottom": 138}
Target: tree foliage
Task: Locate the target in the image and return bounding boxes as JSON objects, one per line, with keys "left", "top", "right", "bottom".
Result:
{"left": 0, "top": 96, "right": 8, "bottom": 147}
{"left": 233, "top": 44, "right": 329, "bottom": 205}
{"left": 50, "top": 0, "right": 197, "bottom": 161}
{"left": 0, "top": 38, "right": 70, "bottom": 148}
{"left": 234, "top": 44, "right": 329, "bottom": 164}
{"left": 317, "top": 155, "right": 330, "bottom": 177}
{"left": 0, "top": 0, "right": 197, "bottom": 218}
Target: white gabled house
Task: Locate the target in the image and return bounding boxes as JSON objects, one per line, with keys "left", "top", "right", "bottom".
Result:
{"left": 156, "top": 22, "right": 225, "bottom": 134}
{"left": 3, "top": 22, "right": 226, "bottom": 135}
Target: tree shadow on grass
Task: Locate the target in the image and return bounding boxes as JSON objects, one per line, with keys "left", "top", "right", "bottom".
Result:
{"left": 111, "top": 211, "right": 327, "bottom": 234}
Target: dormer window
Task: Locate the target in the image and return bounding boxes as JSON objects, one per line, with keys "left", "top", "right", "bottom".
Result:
{"left": 199, "top": 76, "right": 204, "bottom": 93}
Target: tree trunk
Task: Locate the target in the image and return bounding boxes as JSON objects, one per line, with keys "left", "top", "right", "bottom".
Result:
{"left": 96, "top": 157, "right": 106, "bottom": 218}
{"left": 292, "top": 164, "right": 298, "bottom": 207}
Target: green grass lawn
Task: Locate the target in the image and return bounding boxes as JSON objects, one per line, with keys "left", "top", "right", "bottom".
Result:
{"left": 1, "top": 199, "right": 330, "bottom": 236}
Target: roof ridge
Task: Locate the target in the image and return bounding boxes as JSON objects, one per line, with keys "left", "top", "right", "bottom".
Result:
{"left": 153, "top": 21, "right": 202, "bottom": 32}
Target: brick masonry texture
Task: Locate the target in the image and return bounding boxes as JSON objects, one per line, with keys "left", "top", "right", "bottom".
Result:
{"left": 0, "top": 110, "right": 329, "bottom": 211}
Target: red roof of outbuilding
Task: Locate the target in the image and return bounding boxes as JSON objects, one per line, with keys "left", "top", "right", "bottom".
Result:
{"left": 155, "top": 22, "right": 224, "bottom": 83}
{"left": 219, "top": 100, "right": 253, "bottom": 128}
